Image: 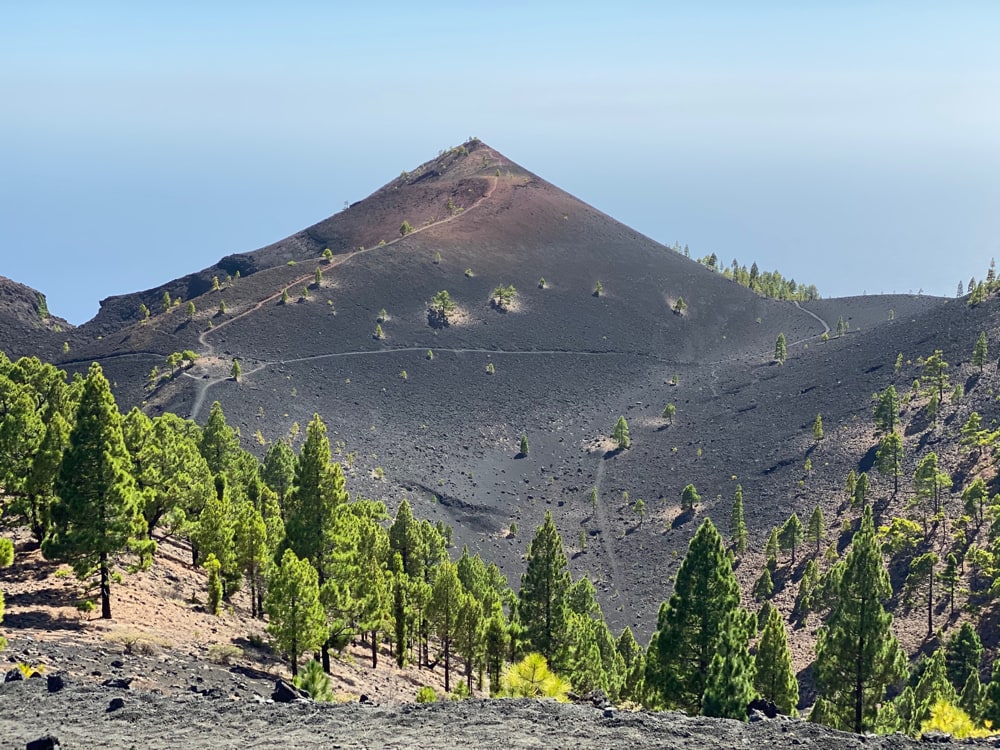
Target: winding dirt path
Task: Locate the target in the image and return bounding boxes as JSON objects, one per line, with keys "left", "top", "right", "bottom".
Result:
{"left": 790, "top": 301, "right": 830, "bottom": 346}
{"left": 186, "top": 168, "right": 502, "bottom": 421}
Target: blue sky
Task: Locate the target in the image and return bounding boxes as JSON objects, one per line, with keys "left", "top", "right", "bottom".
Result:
{"left": 2, "top": 2, "right": 998, "bottom": 324}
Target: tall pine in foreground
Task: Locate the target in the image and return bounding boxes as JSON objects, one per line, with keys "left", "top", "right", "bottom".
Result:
{"left": 813, "top": 505, "right": 905, "bottom": 733}
{"left": 517, "top": 512, "right": 571, "bottom": 671}
{"left": 265, "top": 549, "right": 326, "bottom": 677}
{"left": 754, "top": 605, "right": 799, "bottom": 715}
{"left": 644, "top": 517, "right": 748, "bottom": 714}
{"left": 43, "top": 363, "right": 141, "bottom": 619}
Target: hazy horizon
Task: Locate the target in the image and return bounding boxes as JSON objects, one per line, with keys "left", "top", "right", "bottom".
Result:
{"left": 3, "top": 2, "right": 998, "bottom": 325}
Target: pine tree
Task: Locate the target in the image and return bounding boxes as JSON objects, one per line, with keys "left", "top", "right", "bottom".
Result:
{"left": 972, "top": 332, "right": 988, "bottom": 373}
{"left": 265, "top": 549, "right": 326, "bottom": 677}
{"left": 612, "top": 416, "right": 631, "bottom": 450}
{"left": 428, "top": 560, "right": 464, "bottom": 693}
{"left": 984, "top": 659, "right": 1000, "bottom": 726}
{"left": 911, "top": 649, "right": 958, "bottom": 732}
{"left": 42, "top": 363, "right": 141, "bottom": 619}
{"left": 680, "top": 483, "right": 700, "bottom": 512}
{"left": 774, "top": 333, "right": 787, "bottom": 364}
{"left": 875, "top": 432, "right": 904, "bottom": 498}
{"left": 806, "top": 504, "right": 825, "bottom": 558}
{"left": 945, "top": 622, "right": 983, "bottom": 691}
{"left": 813, "top": 413, "right": 824, "bottom": 442}
{"left": 262, "top": 440, "right": 296, "bottom": 515}
{"left": 778, "top": 512, "right": 803, "bottom": 565}
{"left": 389, "top": 499, "right": 426, "bottom": 582}
{"left": 960, "top": 672, "right": 985, "bottom": 721}
{"left": 844, "top": 469, "right": 857, "bottom": 503}
{"left": 191, "top": 476, "right": 237, "bottom": 591}
{"left": 794, "top": 558, "right": 820, "bottom": 620}
{"left": 940, "top": 553, "right": 959, "bottom": 615}
{"left": 204, "top": 553, "right": 223, "bottom": 615}
{"left": 753, "top": 567, "right": 774, "bottom": 601}
{"left": 519, "top": 434, "right": 529, "bottom": 457}
{"left": 230, "top": 359, "right": 241, "bottom": 381}
{"left": 922, "top": 350, "right": 950, "bottom": 405}
{"left": 853, "top": 471, "right": 869, "bottom": 508}
{"left": 616, "top": 626, "right": 644, "bottom": 702}
{"left": 913, "top": 452, "right": 950, "bottom": 529}
{"left": 662, "top": 403, "right": 676, "bottom": 424}
{"left": 517, "top": 512, "right": 571, "bottom": 670}
{"left": 644, "top": 517, "right": 746, "bottom": 713}
{"left": 703, "top": 609, "right": 755, "bottom": 719}
{"left": 814, "top": 505, "right": 905, "bottom": 733}
{"left": 765, "top": 527, "right": 780, "bottom": 569}
{"left": 755, "top": 605, "right": 799, "bottom": 715}
{"left": 199, "top": 401, "right": 240, "bottom": 477}
{"left": 233, "top": 500, "right": 269, "bottom": 618}
{"left": 874, "top": 386, "right": 899, "bottom": 435}
{"left": 731, "top": 485, "right": 748, "bottom": 555}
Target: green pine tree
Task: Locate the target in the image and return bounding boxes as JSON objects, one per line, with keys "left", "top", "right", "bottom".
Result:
{"left": 204, "top": 553, "right": 223, "bottom": 615}
{"left": 754, "top": 605, "right": 799, "bottom": 715}
{"left": 752, "top": 567, "right": 774, "bottom": 601}
{"left": 814, "top": 505, "right": 905, "bottom": 733}
{"left": 922, "top": 350, "right": 950, "bottom": 405}
{"left": 731, "top": 485, "right": 747, "bottom": 555}
{"left": 517, "top": 511, "right": 571, "bottom": 670}
{"left": 612, "top": 416, "right": 631, "bottom": 450}
{"left": 774, "top": 333, "right": 787, "bottom": 364}
{"left": 778, "top": 512, "right": 803, "bottom": 565}
{"left": 702, "top": 609, "right": 755, "bottom": 720}
{"left": 680, "top": 483, "right": 700, "bottom": 512}
{"left": 643, "top": 517, "right": 745, "bottom": 713}
{"left": 765, "top": 527, "right": 779, "bottom": 569}
{"left": 806, "top": 504, "right": 825, "bottom": 558}
{"left": 428, "top": 560, "right": 464, "bottom": 693}
{"left": 972, "top": 332, "right": 988, "bottom": 373}
{"left": 874, "top": 386, "right": 899, "bottom": 435}
{"left": 875, "top": 432, "right": 904, "bottom": 497}
{"left": 265, "top": 549, "right": 326, "bottom": 677}
{"left": 813, "top": 413, "right": 824, "bottom": 442}
{"left": 945, "top": 622, "right": 983, "bottom": 691}
{"left": 42, "top": 363, "right": 141, "bottom": 619}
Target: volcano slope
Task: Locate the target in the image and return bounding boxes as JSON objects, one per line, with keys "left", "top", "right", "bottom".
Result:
{"left": 15, "top": 139, "right": 978, "bottom": 650}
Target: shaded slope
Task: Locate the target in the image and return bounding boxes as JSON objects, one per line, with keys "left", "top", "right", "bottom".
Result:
{"left": 0, "top": 276, "right": 71, "bottom": 360}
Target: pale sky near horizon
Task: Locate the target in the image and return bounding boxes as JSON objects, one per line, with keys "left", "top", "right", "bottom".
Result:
{"left": 2, "top": 2, "right": 998, "bottom": 325}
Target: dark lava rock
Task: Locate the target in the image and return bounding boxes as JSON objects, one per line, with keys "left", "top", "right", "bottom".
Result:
{"left": 4, "top": 668, "right": 24, "bottom": 683}
{"left": 271, "top": 679, "right": 309, "bottom": 703}
{"left": 106, "top": 697, "right": 126, "bottom": 713}
{"left": 26, "top": 737, "right": 60, "bottom": 750}
{"left": 747, "top": 698, "right": 779, "bottom": 719}
{"left": 46, "top": 673, "right": 67, "bottom": 693}
{"left": 110, "top": 659, "right": 125, "bottom": 669}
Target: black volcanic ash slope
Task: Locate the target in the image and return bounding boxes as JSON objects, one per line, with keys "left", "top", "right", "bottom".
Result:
{"left": 3, "top": 140, "right": 968, "bottom": 641}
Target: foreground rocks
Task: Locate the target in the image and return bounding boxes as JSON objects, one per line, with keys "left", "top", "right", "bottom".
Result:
{"left": 0, "top": 678, "right": 988, "bottom": 750}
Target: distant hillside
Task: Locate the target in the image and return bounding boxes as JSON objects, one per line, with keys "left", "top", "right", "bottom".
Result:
{"left": 0, "top": 275, "right": 72, "bottom": 359}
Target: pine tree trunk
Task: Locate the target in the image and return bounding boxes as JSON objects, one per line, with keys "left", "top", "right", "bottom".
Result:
{"left": 371, "top": 630, "right": 378, "bottom": 669}
{"left": 291, "top": 634, "right": 298, "bottom": 677}
{"left": 444, "top": 637, "right": 450, "bottom": 693}
{"left": 321, "top": 640, "right": 331, "bottom": 673}
{"left": 927, "top": 572, "right": 934, "bottom": 638}
{"left": 100, "top": 552, "right": 112, "bottom": 619}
